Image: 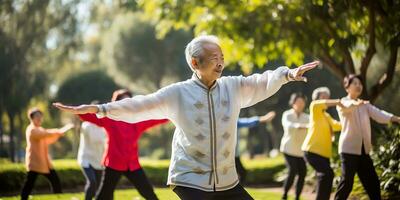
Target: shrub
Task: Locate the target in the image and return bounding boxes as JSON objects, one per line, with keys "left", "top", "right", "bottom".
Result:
{"left": 0, "top": 157, "right": 285, "bottom": 194}
{"left": 373, "top": 125, "right": 400, "bottom": 199}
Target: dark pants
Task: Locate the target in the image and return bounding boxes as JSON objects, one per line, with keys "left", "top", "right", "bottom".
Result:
{"left": 235, "top": 157, "right": 247, "bottom": 184}
{"left": 82, "top": 165, "right": 103, "bottom": 200}
{"left": 282, "top": 153, "right": 306, "bottom": 200}
{"left": 335, "top": 148, "right": 381, "bottom": 200}
{"left": 172, "top": 184, "right": 254, "bottom": 200}
{"left": 304, "top": 151, "right": 334, "bottom": 200}
{"left": 95, "top": 167, "right": 158, "bottom": 200}
{"left": 20, "top": 169, "right": 62, "bottom": 200}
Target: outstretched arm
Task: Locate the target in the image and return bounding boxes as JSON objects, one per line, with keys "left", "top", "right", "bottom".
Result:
{"left": 54, "top": 86, "right": 173, "bottom": 123}
{"left": 237, "top": 111, "right": 276, "bottom": 129}
{"left": 53, "top": 103, "right": 98, "bottom": 115}
{"left": 239, "top": 61, "right": 319, "bottom": 108}
{"left": 391, "top": 116, "right": 400, "bottom": 123}
{"left": 237, "top": 117, "right": 260, "bottom": 129}
{"left": 366, "top": 103, "right": 396, "bottom": 124}
{"left": 31, "top": 123, "right": 74, "bottom": 143}
{"left": 259, "top": 111, "right": 276, "bottom": 123}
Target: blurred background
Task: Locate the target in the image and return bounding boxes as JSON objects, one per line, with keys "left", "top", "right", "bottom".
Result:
{"left": 0, "top": 0, "right": 399, "bottom": 198}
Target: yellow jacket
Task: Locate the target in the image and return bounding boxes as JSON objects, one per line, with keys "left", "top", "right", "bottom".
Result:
{"left": 302, "top": 100, "right": 341, "bottom": 158}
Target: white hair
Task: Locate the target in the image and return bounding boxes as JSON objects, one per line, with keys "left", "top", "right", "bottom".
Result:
{"left": 185, "top": 35, "right": 220, "bottom": 72}
{"left": 312, "top": 87, "right": 331, "bottom": 100}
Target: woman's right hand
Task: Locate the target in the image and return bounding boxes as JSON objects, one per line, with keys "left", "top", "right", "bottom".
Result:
{"left": 53, "top": 102, "right": 99, "bottom": 115}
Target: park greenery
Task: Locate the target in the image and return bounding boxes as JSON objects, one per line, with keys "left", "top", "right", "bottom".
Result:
{"left": 0, "top": 0, "right": 399, "bottom": 198}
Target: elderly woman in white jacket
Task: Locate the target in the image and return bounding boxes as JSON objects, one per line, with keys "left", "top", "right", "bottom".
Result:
{"left": 54, "top": 35, "right": 318, "bottom": 200}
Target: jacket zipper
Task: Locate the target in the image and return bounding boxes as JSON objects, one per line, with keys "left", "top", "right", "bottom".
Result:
{"left": 207, "top": 89, "right": 218, "bottom": 190}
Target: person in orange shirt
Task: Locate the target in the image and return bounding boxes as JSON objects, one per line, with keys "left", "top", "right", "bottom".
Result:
{"left": 20, "top": 107, "right": 73, "bottom": 200}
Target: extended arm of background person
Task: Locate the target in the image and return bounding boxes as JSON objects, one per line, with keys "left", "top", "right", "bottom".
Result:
{"left": 237, "top": 116, "right": 260, "bottom": 129}
{"left": 237, "top": 111, "right": 276, "bottom": 129}
{"left": 337, "top": 99, "right": 368, "bottom": 114}
{"left": 138, "top": 119, "right": 169, "bottom": 133}
{"left": 30, "top": 123, "right": 73, "bottom": 140}
{"left": 259, "top": 111, "right": 276, "bottom": 123}
{"left": 326, "top": 114, "right": 342, "bottom": 132}
{"left": 365, "top": 103, "right": 398, "bottom": 124}
{"left": 78, "top": 113, "right": 104, "bottom": 127}
{"left": 46, "top": 123, "right": 74, "bottom": 144}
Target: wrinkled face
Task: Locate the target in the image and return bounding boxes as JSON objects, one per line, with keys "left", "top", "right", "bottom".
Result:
{"left": 318, "top": 92, "right": 330, "bottom": 100}
{"left": 31, "top": 112, "right": 43, "bottom": 126}
{"left": 346, "top": 77, "right": 363, "bottom": 98}
{"left": 193, "top": 43, "right": 224, "bottom": 82}
{"left": 292, "top": 97, "right": 306, "bottom": 112}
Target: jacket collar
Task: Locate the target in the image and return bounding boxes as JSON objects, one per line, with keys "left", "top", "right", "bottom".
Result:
{"left": 191, "top": 73, "right": 218, "bottom": 91}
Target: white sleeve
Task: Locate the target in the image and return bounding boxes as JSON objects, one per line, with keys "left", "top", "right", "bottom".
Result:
{"left": 98, "top": 86, "right": 173, "bottom": 123}
{"left": 367, "top": 104, "right": 393, "bottom": 124}
{"left": 239, "top": 66, "right": 290, "bottom": 108}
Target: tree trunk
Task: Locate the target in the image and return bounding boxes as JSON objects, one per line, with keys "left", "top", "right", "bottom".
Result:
{"left": 7, "top": 111, "right": 15, "bottom": 162}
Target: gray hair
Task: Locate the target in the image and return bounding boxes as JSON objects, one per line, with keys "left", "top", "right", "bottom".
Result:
{"left": 185, "top": 35, "right": 220, "bottom": 72}
{"left": 312, "top": 87, "right": 331, "bottom": 100}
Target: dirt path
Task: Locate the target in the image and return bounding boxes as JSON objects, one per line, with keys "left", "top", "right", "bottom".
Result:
{"left": 257, "top": 186, "right": 336, "bottom": 200}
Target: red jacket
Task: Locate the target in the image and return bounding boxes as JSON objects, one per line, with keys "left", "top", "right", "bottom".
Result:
{"left": 79, "top": 114, "right": 168, "bottom": 171}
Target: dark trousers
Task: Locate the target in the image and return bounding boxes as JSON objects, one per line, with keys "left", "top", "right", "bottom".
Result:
{"left": 304, "top": 151, "right": 334, "bottom": 200}
{"left": 172, "top": 184, "right": 254, "bottom": 200}
{"left": 235, "top": 157, "right": 247, "bottom": 184}
{"left": 95, "top": 167, "right": 158, "bottom": 200}
{"left": 82, "top": 165, "right": 103, "bottom": 200}
{"left": 282, "top": 153, "right": 306, "bottom": 200}
{"left": 20, "top": 169, "right": 62, "bottom": 200}
{"left": 335, "top": 149, "right": 381, "bottom": 200}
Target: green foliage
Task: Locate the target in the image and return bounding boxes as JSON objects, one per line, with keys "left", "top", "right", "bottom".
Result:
{"left": 372, "top": 125, "right": 400, "bottom": 199}
{"left": 100, "top": 12, "right": 192, "bottom": 91}
{"left": 244, "top": 156, "right": 286, "bottom": 185}
{"left": 0, "top": 0, "right": 83, "bottom": 161}
{"left": 137, "top": 0, "right": 400, "bottom": 101}
{"left": 0, "top": 157, "right": 285, "bottom": 194}
{"left": 55, "top": 70, "right": 119, "bottom": 104}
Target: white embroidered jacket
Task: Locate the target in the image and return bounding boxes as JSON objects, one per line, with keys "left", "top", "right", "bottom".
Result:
{"left": 98, "top": 66, "right": 291, "bottom": 191}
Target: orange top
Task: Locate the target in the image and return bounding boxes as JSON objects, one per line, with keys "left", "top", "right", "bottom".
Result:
{"left": 25, "top": 124, "right": 62, "bottom": 173}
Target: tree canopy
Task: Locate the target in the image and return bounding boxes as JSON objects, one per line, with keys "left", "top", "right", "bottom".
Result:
{"left": 138, "top": 0, "right": 400, "bottom": 102}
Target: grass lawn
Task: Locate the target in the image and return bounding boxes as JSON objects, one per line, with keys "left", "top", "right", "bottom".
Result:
{"left": 0, "top": 188, "right": 297, "bottom": 200}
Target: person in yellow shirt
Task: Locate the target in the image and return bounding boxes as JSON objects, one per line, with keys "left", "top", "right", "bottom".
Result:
{"left": 21, "top": 108, "right": 73, "bottom": 200}
{"left": 301, "top": 87, "right": 359, "bottom": 200}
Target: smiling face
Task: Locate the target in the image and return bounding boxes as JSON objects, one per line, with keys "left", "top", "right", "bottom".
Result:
{"left": 345, "top": 77, "right": 363, "bottom": 98}
{"left": 192, "top": 43, "right": 224, "bottom": 86}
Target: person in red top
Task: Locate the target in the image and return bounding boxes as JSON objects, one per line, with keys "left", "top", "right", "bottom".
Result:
{"left": 78, "top": 89, "right": 168, "bottom": 200}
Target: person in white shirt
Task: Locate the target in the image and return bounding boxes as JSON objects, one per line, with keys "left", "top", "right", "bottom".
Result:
{"left": 53, "top": 35, "right": 319, "bottom": 200}
{"left": 280, "top": 93, "right": 309, "bottom": 200}
{"left": 77, "top": 101, "right": 107, "bottom": 200}
{"left": 334, "top": 74, "right": 400, "bottom": 200}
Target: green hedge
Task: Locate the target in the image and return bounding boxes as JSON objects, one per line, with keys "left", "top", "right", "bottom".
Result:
{"left": 0, "top": 157, "right": 285, "bottom": 194}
